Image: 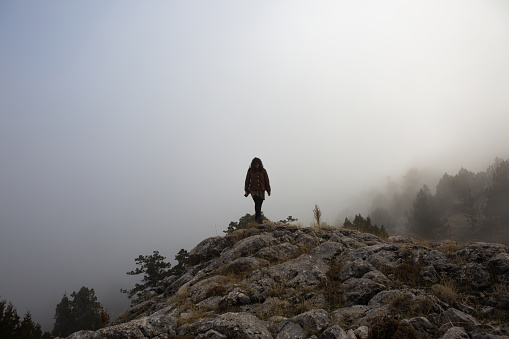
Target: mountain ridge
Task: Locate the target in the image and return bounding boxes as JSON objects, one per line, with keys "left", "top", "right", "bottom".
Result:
{"left": 63, "top": 222, "right": 509, "bottom": 339}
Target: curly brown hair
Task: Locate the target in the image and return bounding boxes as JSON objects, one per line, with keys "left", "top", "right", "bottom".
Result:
{"left": 250, "top": 157, "right": 264, "bottom": 172}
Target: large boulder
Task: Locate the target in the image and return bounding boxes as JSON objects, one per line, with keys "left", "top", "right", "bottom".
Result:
{"left": 67, "top": 311, "right": 178, "bottom": 339}
{"left": 454, "top": 242, "right": 507, "bottom": 263}
{"left": 292, "top": 309, "right": 330, "bottom": 332}
{"left": 197, "top": 312, "right": 272, "bottom": 339}
{"left": 189, "top": 236, "right": 234, "bottom": 265}
{"left": 440, "top": 308, "right": 481, "bottom": 332}
{"left": 339, "top": 259, "right": 376, "bottom": 281}
{"left": 343, "top": 278, "right": 386, "bottom": 306}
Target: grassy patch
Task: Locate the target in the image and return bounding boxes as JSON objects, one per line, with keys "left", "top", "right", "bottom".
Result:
{"left": 388, "top": 293, "right": 434, "bottom": 318}
{"left": 430, "top": 283, "right": 457, "bottom": 305}
{"left": 379, "top": 248, "right": 429, "bottom": 289}
{"left": 205, "top": 285, "right": 228, "bottom": 298}
{"left": 320, "top": 262, "right": 344, "bottom": 312}
{"left": 367, "top": 315, "right": 420, "bottom": 339}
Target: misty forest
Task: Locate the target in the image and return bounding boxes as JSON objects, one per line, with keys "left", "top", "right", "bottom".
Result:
{"left": 366, "top": 157, "right": 509, "bottom": 244}
{"left": 1, "top": 157, "right": 508, "bottom": 338}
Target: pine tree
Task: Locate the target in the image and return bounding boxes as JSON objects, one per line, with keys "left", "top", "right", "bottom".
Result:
{"left": 408, "top": 185, "right": 441, "bottom": 239}
{"left": 18, "top": 311, "right": 43, "bottom": 339}
{"left": 121, "top": 251, "right": 173, "bottom": 301}
{"left": 0, "top": 299, "right": 20, "bottom": 339}
{"left": 70, "top": 287, "right": 102, "bottom": 332}
{"left": 171, "top": 249, "right": 189, "bottom": 276}
{"left": 52, "top": 293, "right": 73, "bottom": 337}
{"left": 52, "top": 287, "right": 105, "bottom": 337}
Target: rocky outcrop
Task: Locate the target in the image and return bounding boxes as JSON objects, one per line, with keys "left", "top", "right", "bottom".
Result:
{"left": 62, "top": 224, "right": 509, "bottom": 339}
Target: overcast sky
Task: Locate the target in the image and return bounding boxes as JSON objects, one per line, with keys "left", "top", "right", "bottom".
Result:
{"left": 1, "top": 0, "right": 509, "bottom": 331}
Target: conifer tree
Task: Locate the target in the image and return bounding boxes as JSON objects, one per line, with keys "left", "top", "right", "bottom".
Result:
{"left": 52, "top": 293, "right": 72, "bottom": 337}
{"left": 121, "top": 251, "right": 173, "bottom": 301}
{"left": 52, "top": 287, "right": 104, "bottom": 337}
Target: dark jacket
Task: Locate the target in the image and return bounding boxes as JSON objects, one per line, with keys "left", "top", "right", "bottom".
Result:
{"left": 245, "top": 168, "right": 271, "bottom": 195}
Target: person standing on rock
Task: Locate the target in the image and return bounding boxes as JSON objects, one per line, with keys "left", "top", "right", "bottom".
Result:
{"left": 244, "top": 157, "right": 271, "bottom": 223}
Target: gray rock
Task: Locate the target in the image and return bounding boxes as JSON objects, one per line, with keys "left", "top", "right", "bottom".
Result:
{"left": 361, "top": 270, "right": 391, "bottom": 285}
{"left": 246, "top": 254, "right": 329, "bottom": 302}
{"left": 223, "top": 256, "right": 270, "bottom": 275}
{"left": 165, "top": 271, "right": 195, "bottom": 297}
{"left": 189, "top": 236, "right": 233, "bottom": 265}
{"left": 310, "top": 241, "right": 345, "bottom": 261}
{"left": 347, "top": 244, "right": 402, "bottom": 269}
{"left": 196, "top": 329, "right": 228, "bottom": 339}
{"left": 420, "top": 265, "right": 440, "bottom": 283}
{"left": 357, "top": 305, "right": 390, "bottom": 327}
{"left": 319, "top": 325, "right": 347, "bottom": 339}
{"left": 403, "top": 317, "right": 435, "bottom": 337}
{"left": 439, "top": 326, "right": 469, "bottom": 339}
{"left": 454, "top": 242, "right": 507, "bottom": 263}
{"left": 339, "top": 259, "right": 376, "bottom": 281}
{"left": 296, "top": 232, "right": 321, "bottom": 249}
{"left": 368, "top": 289, "right": 416, "bottom": 307}
{"left": 266, "top": 254, "right": 329, "bottom": 288}
{"left": 276, "top": 321, "right": 306, "bottom": 339}
{"left": 66, "top": 312, "right": 177, "bottom": 339}
{"left": 387, "top": 235, "right": 417, "bottom": 244}
{"left": 343, "top": 278, "right": 386, "bottom": 306}
{"left": 417, "top": 248, "right": 448, "bottom": 267}
{"left": 469, "top": 329, "right": 506, "bottom": 339}
{"left": 220, "top": 234, "right": 277, "bottom": 264}
{"left": 198, "top": 312, "right": 272, "bottom": 339}
{"left": 257, "top": 242, "right": 301, "bottom": 262}
{"left": 487, "top": 294, "right": 509, "bottom": 310}
{"left": 457, "top": 263, "right": 490, "bottom": 291}
{"left": 453, "top": 302, "right": 477, "bottom": 315}
{"left": 331, "top": 305, "right": 369, "bottom": 326}
{"left": 292, "top": 309, "right": 330, "bottom": 332}
{"left": 353, "top": 325, "right": 369, "bottom": 339}
{"left": 341, "top": 230, "right": 381, "bottom": 246}
{"left": 188, "top": 275, "right": 228, "bottom": 303}
{"left": 218, "top": 287, "right": 251, "bottom": 309}
{"left": 197, "top": 296, "right": 223, "bottom": 309}
{"left": 440, "top": 308, "right": 481, "bottom": 332}
{"left": 487, "top": 253, "right": 509, "bottom": 284}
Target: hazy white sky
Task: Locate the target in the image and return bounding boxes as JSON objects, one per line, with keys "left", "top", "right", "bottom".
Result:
{"left": 1, "top": 0, "right": 509, "bottom": 331}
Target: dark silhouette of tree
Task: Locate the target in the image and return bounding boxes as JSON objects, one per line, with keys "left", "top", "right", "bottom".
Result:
{"left": 70, "top": 287, "right": 102, "bottom": 332}
{"left": 18, "top": 311, "right": 43, "bottom": 339}
{"left": 369, "top": 207, "right": 395, "bottom": 234}
{"left": 408, "top": 185, "right": 441, "bottom": 240}
{"left": 1, "top": 297, "right": 49, "bottom": 339}
{"left": 121, "top": 251, "right": 173, "bottom": 301}
{"left": 52, "top": 287, "right": 105, "bottom": 337}
{"left": 0, "top": 299, "right": 20, "bottom": 339}
{"left": 52, "top": 293, "right": 72, "bottom": 337}
{"left": 171, "top": 249, "right": 189, "bottom": 277}
{"left": 343, "top": 214, "right": 388, "bottom": 239}
{"left": 486, "top": 160, "right": 509, "bottom": 231}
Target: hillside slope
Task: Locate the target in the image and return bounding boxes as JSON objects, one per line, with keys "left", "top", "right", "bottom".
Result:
{"left": 64, "top": 223, "right": 509, "bottom": 339}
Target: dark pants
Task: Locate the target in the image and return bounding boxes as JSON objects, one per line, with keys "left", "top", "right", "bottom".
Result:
{"left": 252, "top": 195, "right": 264, "bottom": 220}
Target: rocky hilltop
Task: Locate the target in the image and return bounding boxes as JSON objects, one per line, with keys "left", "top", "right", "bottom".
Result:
{"left": 66, "top": 223, "right": 509, "bottom": 339}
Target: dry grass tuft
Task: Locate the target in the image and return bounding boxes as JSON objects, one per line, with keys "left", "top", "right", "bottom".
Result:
{"left": 388, "top": 293, "right": 434, "bottom": 318}
{"left": 431, "top": 283, "right": 457, "bottom": 305}
{"left": 319, "top": 263, "right": 344, "bottom": 312}
{"left": 368, "top": 315, "right": 420, "bottom": 339}
{"left": 492, "top": 283, "right": 509, "bottom": 295}
{"left": 230, "top": 226, "right": 261, "bottom": 244}
{"left": 205, "top": 285, "right": 228, "bottom": 298}
{"left": 436, "top": 240, "right": 464, "bottom": 257}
